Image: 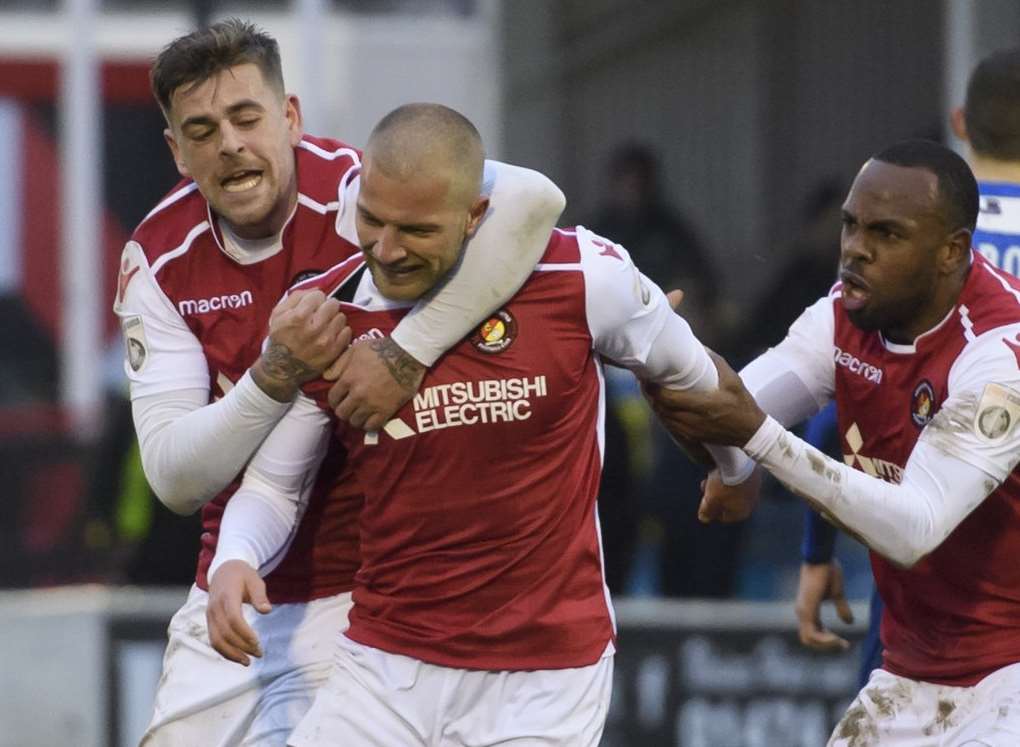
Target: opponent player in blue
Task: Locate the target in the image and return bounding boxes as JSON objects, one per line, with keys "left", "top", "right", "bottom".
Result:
{"left": 796, "top": 46, "right": 1020, "bottom": 688}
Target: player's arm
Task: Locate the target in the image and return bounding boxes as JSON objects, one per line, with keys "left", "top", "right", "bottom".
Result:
{"left": 649, "top": 325, "right": 1020, "bottom": 568}
{"left": 329, "top": 161, "right": 566, "bottom": 430}
{"left": 205, "top": 393, "right": 331, "bottom": 665}
{"left": 576, "top": 226, "right": 755, "bottom": 488}
{"left": 116, "top": 241, "right": 349, "bottom": 515}
{"left": 652, "top": 293, "right": 839, "bottom": 521}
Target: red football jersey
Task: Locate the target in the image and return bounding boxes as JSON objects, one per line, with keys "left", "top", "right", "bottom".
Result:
{"left": 834, "top": 253, "right": 1020, "bottom": 685}
{"left": 124, "top": 136, "right": 364, "bottom": 603}
{"left": 300, "top": 228, "right": 622, "bottom": 670}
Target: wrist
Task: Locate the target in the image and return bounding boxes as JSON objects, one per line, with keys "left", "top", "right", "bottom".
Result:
{"left": 389, "top": 327, "right": 431, "bottom": 368}
{"left": 370, "top": 337, "right": 425, "bottom": 393}
{"left": 251, "top": 342, "right": 312, "bottom": 402}
{"left": 250, "top": 357, "right": 300, "bottom": 403}
{"left": 208, "top": 555, "right": 257, "bottom": 585}
{"left": 743, "top": 414, "right": 784, "bottom": 460}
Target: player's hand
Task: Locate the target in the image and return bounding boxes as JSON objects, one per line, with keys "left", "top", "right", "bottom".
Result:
{"left": 323, "top": 337, "right": 425, "bottom": 431}
{"left": 665, "top": 289, "right": 684, "bottom": 310}
{"left": 251, "top": 290, "right": 352, "bottom": 402}
{"left": 697, "top": 467, "right": 761, "bottom": 523}
{"left": 207, "top": 560, "right": 272, "bottom": 666}
{"left": 794, "top": 559, "right": 854, "bottom": 652}
{"left": 641, "top": 381, "right": 716, "bottom": 466}
{"left": 647, "top": 351, "right": 766, "bottom": 447}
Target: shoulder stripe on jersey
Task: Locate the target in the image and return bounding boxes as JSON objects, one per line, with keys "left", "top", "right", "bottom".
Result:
{"left": 298, "top": 140, "right": 362, "bottom": 163}
{"left": 535, "top": 263, "right": 582, "bottom": 272}
{"left": 330, "top": 263, "right": 368, "bottom": 303}
{"left": 150, "top": 221, "right": 211, "bottom": 276}
{"left": 142, "top": 183, "right": 199, "bottom": 223}
{"left": 980, "top": 262, "right": 1020, "bottom": 306}
{"left": 297, "top": 193, "right": 339, "bottom": 214}
{"left": 959, "top": 305, "right": 977, "bottom": 342}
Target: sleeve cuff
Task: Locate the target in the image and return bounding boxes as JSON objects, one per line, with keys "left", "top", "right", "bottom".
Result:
{"left": 743, "top": 415, "right": 786, "bottom": 461}
{"left": 389, "top": 326, "right": 433, "bottom": 367}
{"left": 235, "top": 369, "right": 296, "bottom": 416}
{"left": 207, "top": 542, "right": 261, "bottom": 584}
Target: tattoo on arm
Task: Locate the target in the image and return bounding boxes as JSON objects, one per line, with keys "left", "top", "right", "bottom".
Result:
{"left": 251, "top": 342, "right": 315, "bottom": 402}
{"left": 261, "top": 342, "right": 315, "bottom": 383}
{"left": 369, "top": 337, "right": 425, "bottom": 392}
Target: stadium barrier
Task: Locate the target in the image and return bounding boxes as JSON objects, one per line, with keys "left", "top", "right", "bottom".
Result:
{"left": 0, "top": 587, "right": 866, "bottom": 747}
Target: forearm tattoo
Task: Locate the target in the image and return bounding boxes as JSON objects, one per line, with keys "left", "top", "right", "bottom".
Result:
{"left": 260, "top": 342, "right": 315, "bottom": 384}
{"left": 369, "top": 337, "right": 424, "bottom": 391}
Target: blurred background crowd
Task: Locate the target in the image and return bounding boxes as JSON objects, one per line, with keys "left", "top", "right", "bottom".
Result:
{"left": 1, "top": 0, "right": 1018, "bottom": 608}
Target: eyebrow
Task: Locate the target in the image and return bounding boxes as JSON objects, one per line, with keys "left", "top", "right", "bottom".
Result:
{"left": 180, "top": 99, "right": 264, "bottom": 130}
{"left": 357, "top": 203, "right": 440, "bottom": 233}
{"left": 842, "top": 209, "right": 913, "bottom": 231}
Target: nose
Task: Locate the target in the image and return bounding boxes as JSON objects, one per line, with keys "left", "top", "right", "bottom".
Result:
{"left": 841, "top": 225, "right": 871, "bottom": 265}
{"left": 219, "top": 122, "right": 245, "bottom": 157}
{"left": 371, "top": 226, "right": 406, "bottom": 265}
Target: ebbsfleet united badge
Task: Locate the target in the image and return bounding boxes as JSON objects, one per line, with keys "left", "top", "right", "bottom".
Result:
{"left": 910, "top": 380, "right": 935, "bottom": 428}
{"left": 122, "top": 315, "right": 148, "bottom": 372}
{"left": 472, "top": 309, "right": 517, "bottom": 354}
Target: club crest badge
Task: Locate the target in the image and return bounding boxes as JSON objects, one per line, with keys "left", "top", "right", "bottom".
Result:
{"left": 122, "top": 315, "right": 148, "bottom": 372}
{"left": 472, "top": 309, "right": 517, "bottom": 354}
{"left": 910, "top": 380, "right": 935, "bottom": 428}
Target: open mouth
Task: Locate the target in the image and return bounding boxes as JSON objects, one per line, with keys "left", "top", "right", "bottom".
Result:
{"left": 840, "top": 271, "right": 871, "bottom": 312}
{"left": 221, "top": 170, "right": 263, "bottom": 193}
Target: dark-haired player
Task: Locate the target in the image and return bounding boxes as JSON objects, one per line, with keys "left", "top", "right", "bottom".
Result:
{"left": 650, "top": 140, "right": 1020, "bottom": 744}
{"left": 117, "top": 18, "right": 565, "bottom": 747}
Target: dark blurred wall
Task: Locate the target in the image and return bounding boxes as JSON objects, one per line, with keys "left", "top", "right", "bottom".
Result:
{"left": 501, "top": 0, "right": 944, "bottom": 304}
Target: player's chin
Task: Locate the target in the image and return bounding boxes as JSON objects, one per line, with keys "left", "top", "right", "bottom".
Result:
{"left": 374, "top": 273, "right": 430, "bottom": 302}
{"left": 845, "top": 305, "right": 882, "bottom": 333}
{"left": 214, "top": 194, "right": 273, "bottom": 229}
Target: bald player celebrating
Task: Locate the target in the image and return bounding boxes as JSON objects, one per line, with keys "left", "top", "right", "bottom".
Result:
{"left": 207, "top": 102, "right": 757, "bottom": 747}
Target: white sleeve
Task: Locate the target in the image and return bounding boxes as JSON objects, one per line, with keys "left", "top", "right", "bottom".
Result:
{"left": 577, "top": 226, "right": 754, "bottom": 485}
{"left": 209, "top": 393, "right": 331, "bottom": 580}
{"left": 742, "top": 323, "right": 1020, "bottom": 567}
{"left": 740, "top": 295, "right": 836, "bottom": 427}
{"left": 114, "top": 241, "right": 292, "bottom": 514}
{"left": 744, "top": 416, "right": 1001, "bottom": 567}
{"left": 923, "top": 322, "right": 1020, "bottom": 481}
{"left": 338, "top": 161, "right": 567, "bottom": 366}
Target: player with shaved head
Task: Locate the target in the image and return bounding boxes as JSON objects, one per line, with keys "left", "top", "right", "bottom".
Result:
{"left": 206, "top": 102, "right": 757, "bottom": 746}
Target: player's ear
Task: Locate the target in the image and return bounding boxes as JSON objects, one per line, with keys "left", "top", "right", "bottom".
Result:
{"left": 940, "top": 227, "right": 972, "bottom": 274}
{"left": 464, "top": 196, "right": 490, "bottom": 239}
{"left": 164, "top": 128, "right": 191, "bottom": 179}
{"left": 285, "top": 94, "right": 304, "bottom": 147}
{"left": 950, "top": 107, "right": 968, "bottom": 143}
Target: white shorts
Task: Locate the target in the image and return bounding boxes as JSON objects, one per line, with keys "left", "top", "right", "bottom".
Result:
{"left": 289, "top": 635, "right": 614, "bottom": 747}
{"left": 140, "top": 585, "right": 353, "bottom": 747}
{"left": 828, "top": 664, "right": 1020, "bottom": 747}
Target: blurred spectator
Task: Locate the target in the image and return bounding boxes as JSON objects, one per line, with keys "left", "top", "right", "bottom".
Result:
{"left": 589, "top": 141, "right": 720, "bottom": 345}
{"left": 727, "top": 178, "right": 845, "bottom": 361}
{"left": 0, "top": 294, "right": 58, "bottom": 405}
{"left": 79, "top": 348, "right": 201, "bottom": 587}
{"left": 596, "top": 369, "right": 637, "bottom": 594}
{"left": 588, "top": 142, "right": 744, "bottom": 597}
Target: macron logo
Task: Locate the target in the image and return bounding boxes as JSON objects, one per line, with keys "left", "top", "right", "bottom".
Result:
{"left": 178, "top": 290, "right": 254, "bottom": 316}
{"left": 834, "top": 346, "right": 882, "bottom": 384}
